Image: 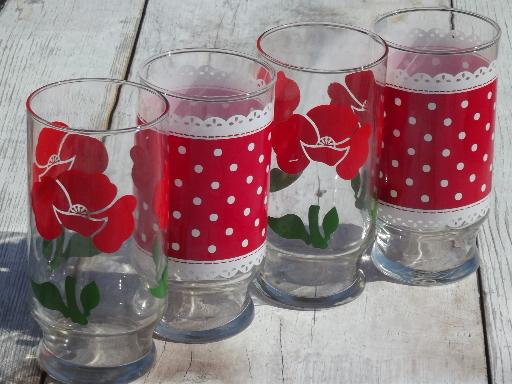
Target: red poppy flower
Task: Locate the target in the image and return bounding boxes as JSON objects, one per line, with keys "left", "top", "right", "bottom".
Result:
{"left": 274, "top": 71, "right": 300, "bottom": 123}
{"left": 33, "top": 121, "right": 108, "bottom": 182}
{"left": 31, "top": 170, "right": 136, "bottom": 253}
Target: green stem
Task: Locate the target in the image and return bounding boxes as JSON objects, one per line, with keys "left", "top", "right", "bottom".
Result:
{"left": 308, "top": 205, "right": 327, "bottom": 248}
{"left": 64, "top": 277, "right": 87, "bottom": 325}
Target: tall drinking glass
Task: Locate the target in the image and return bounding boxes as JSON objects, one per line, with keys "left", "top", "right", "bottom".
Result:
{"left": 372, "top": 8, "right": 501, "bottom": 285}
{"left": 256, "top": 23, "right": 387, "bottom": 308}
{"left": 27, "top": 79, "right": 169, "bottom": 383}
{"left": 139, "top": 49, "right": 275, "bottom": 342}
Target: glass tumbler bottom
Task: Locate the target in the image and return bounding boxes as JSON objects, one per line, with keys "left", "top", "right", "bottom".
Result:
{"left": 371, "top": 218, "right": 483, "bottom": 285}
{"left": 154, "top": 272, "right": 255, "bottom": 343}
{"left": 38, "top": 339, "right": 155, "bottom": 384}
{"left": 255, "top": 241, "right": 367, "bottom": 309}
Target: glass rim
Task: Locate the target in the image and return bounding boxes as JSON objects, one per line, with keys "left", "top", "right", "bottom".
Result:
{"left": 256, "top": 22, "right": 388, "bottom": 74}
{"left": 138, "top": 48, "right": 277, "bottom": 103}
{"left": 26, "top": 78, "right": 170, "bottom": 135}
{"left": 374, "top": 7, "right": 501, "bottom": 55}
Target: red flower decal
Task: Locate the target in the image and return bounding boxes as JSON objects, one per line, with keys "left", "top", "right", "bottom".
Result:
{"left": 33, "top": 121, "right": 108, "bottom": 182}
{"left": 31, "top": 170, "right": 136, "bottom": 253}
{"left": 271, "top": 71, "right": 371, "bottom": 179}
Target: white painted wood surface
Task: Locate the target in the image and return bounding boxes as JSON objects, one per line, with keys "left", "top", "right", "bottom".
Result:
{"left": 452, "top": 1, "right": 512, "bottom": 383}
{"left": 1, "top": 0, "right": 510, "bottom": 383}
{"left": 0, "top": 0, "right": 145, "bottom": 383}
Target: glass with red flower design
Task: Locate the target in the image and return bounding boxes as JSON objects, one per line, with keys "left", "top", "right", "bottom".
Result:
{"left": 372, "top": 8, "right": 500, "bottom": 285}
{"left": 256, "top": 23, "right": 387, "bottom": 308}
{"left": 138, "top": 49, "right": 275, "bottom": 342}
{"left": 27, "top": 79, "right": 169, "bottom": 383}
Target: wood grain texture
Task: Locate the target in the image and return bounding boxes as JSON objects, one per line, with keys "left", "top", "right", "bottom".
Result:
{"left": 452, "top": 1, "right": 512, "bottom": 383}
{"left": 0, "top": 0, "right": 145, "bottom": 382}
{"left": 125, "top": 1, "right": 488, "bottom": 383}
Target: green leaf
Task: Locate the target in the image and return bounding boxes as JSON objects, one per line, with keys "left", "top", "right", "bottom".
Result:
{"left": 268, "top": 214, "right": 310, "bottom": 245}
{"left": 269, "top": 168, "right": 302, "bottom": 192}
{"left": 80, "top": 281, "right": 100, "bottom": 316}
{"left": 308, "top": 205, "right": 327, "bottom": 249}
{"left": 322, "top": 207, "right": 339, "bottom": 241}
{"left": 149, "top": 264, "right": 168, "bottom": 299}
{"left": 31, "top": 280, "right": 69, "bottom": 316}
{"left": 351, "top": 172, "right": 368, "bottom": 210}
{"left": 64, "top": 233, "right": 101, "bottom": 259}
{"left": 42, "top": 239, "right": 53, "bottom": 261}
{"left": 350, "top": 173, "right": 361, "bottom": 195}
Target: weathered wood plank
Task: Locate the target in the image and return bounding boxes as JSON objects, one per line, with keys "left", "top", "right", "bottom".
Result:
{"left": 126, "top": 1, "right": 488, "bottom": 383}
{"left": 0, "top": 0, "right": 145, "bottom": 382}
{"left": 452, "top": 1, "right": 512, "bottom": 383}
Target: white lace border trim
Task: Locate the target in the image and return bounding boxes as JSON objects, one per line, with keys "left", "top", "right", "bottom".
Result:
{"left": 166, "top": 103, "right": 273, "bottom": 139}
{"left": 378, "top": 195, "right": 490, "bottom": 231}
{"left": 167, "top": 243, "right": 265, "bottom": 281}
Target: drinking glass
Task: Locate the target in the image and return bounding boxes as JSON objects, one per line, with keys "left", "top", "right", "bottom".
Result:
{"left": 139, "top": 49, "right": 275, "bottom": 342}
{"left": 372, "top": 8, "right": 501, "bottom": 285}
{"left": 27, "top": 79, "right": 169, "bottom": 383}
{"left": 256, "top": 23, "right": 387, "bottom": 308}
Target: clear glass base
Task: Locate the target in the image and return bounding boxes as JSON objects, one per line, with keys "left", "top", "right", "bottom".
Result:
{"left": 154, "top": 298, "right": 254, "bottom": 343}
{"left": 38, "top": 340, "right": 155, "bottom": 384}
{"left": 371, "top": 219, "right": 482, "bottom": 285}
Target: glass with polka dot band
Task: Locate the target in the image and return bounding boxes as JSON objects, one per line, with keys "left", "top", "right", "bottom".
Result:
{"left": 26, "top": 79, "right": 169, "bottom": 383}
{"left": 372, "top": 7, "right": 501, "bottom": 285}
{"left": 256, "top": 23, "right": 387, "bottom": 308}
{"left": 139, "top": 48, "right": 276, "bottom": 342}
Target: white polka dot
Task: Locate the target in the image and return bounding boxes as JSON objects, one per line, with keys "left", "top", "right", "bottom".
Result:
{"left": 432, "top": 57, "right": 441, "bottom": 66}
{"left": 227, "top": 196, "right": 235, "bottom": 204}
{"left": 381, "top": 142, "right": 385, "bottom": 149}
{"left": 458, "top": 131, "right": 466, "bottom": 140}
{"left": 194, "top": 165, "right": 203, "bottom": 173}
{"left": 256, "top": 186, "right": 263, "bottom": 195}
{"left": 408, "top": 116, "right": 416, "bottom": 125}
{"left": 394, "top": 97, "right": 401, "bottom": 106}
{"left": 171, "top": 243, "right": 180, "bottom": 251}
{"left": 152, "top": 223, "right": 159, "bottom": 231}
{"left": 174, "top": 179, "right": 183, "bottom": 187}
{"left": 428, "top": 102, "right": 437, "bottom": 110}
{"left": 483, "top": 153, "right": 489, "bottom": 162}
{"left": 391, "top": 160, "right": 399, "bottom": 167}
{"left": 462, "top": 61, "right": 469, "bottom": 69}
{"left": 488, "top": 91, "right": 493, "bottom": 99}
{"left": 246, "top": 176, "right": 253, "bottom": 184}
{"left": 455, "top": 193, "right": 463, "bottom": 201}
{"left": 230, "top": 163, "right": 238, "bottom": 171}
{"left": 209, "top": 213, "right": 218, "bottom": 222}
{"left": 248, "top": 143, "right": 255, "bottom": 151}
{"left": 213, "top": 148, "right": 222, "bottom": 156}
{"left": 390, "top": 190, "right": 397, "bottom": 198}
{"left": 485, "top": 122, "right": 491, "bottom": 131}
{"left": 254, "top": 218, "right": 260, "bottom": 227}
{"left": 142, "top": 202, "right": 149, "bottom": 211}
{"left": 261, "top": 228, "right": 266, "bottom": 236}
{"left": 407, "top": 147, "right": 416, "bottom": 156}
{"left": 241, "top": 239, "right": 249, "bottom": 247}
{"left": 440, "top": 179, "right": 448, "bottom": 187}
{"left": 225, "top": 228, "right": 233, "bottom": 236}
{"left": 481, "top": 184, "right": 487, "bottom": 192}
{"left": 405, "top": 178, "right": 413, "bottom": 186}
{"left": 421, "top": 194, "right": 430, "bottom": 203}
{"left": 172, "top": 211, "right": 181, "bottom": 219}
{"left": 443, "top": 118, "right": 452, "bottom": 127}
{"left": 141, "top": 233, "right": 147, "bottom": 242}
{"left": 178, "top": 146, "right": 186, "bottom": 154}
{"left": 208, "top": 245, "right": 216, "bottom": 254}
{"left": 471, "top": 144, "right": 478, "bottom": 152}
{"left": 393, "top": 129, "right": 400, "bottom": 137}
{"left": 424, "top": 133, "right": 432, "bottom": 142}
{"left": 264, "top": 196, "right": 268, "bottom": 204}
{"left": 456, "top": 162, "right": 464, "bottom": 170}
{"left": 442, "top": 149, "right": 450, "bottom": 157}
{"left": 423, "top": 164, "right": 431, "bottom": 173}
{"left": 384, "top": 111, "right": 387, "bottom": 118}
{"left": 243, "top": 208, "right": 250, "bottom": 216}
{"left": 379, "top": 171, "right": 383, "bottom": 178}
{"left": 469, "top": 174, "right": 476, "bottom": 182}
{"left": 258, "top": 155, "right": 264, "bottom": 163}
{"left": 193, "top": 197, "right": 202, "bottom": 205}
{"left": 474, "top": 113, "right": 481, "bottom": 120}
{"left": 211, "top": 181, "right": 220, "bottom": 190}
{"left": 461, "top": 100, "right": 469, "bottom": 108}
{"left": 191, "top": 229, "right": 200, "bottom": 237}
